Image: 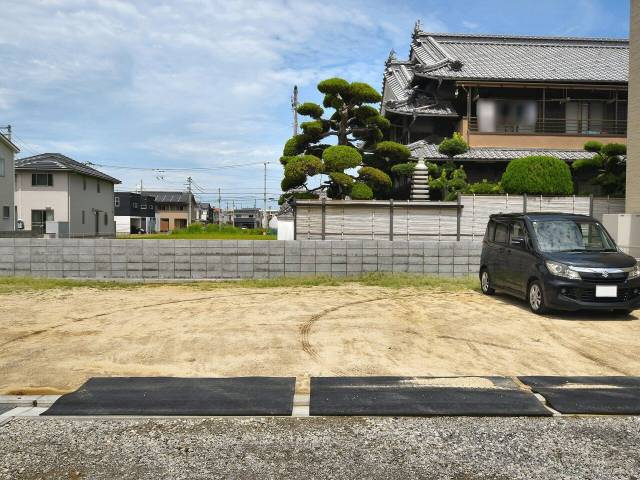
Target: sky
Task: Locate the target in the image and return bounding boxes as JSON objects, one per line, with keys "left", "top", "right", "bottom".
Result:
{"left": 0, "top": 0, "right": 631, "bottom": 208}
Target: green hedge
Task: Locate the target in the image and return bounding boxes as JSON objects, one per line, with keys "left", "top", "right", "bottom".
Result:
{"left": 501, "top": 156, "right": 573, "bottom": 195}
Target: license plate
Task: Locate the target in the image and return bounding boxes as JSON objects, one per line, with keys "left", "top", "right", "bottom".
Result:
{"left": 596, "top": 285, "right": 618, "bottom": 298}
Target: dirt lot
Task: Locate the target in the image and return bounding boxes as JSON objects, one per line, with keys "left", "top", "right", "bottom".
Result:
{"left": 1, "top": 284, "right": 639, "bottom": 394}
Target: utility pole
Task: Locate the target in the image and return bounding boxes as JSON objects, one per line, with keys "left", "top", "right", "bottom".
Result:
{"left": 263, "top": 161, "right": 268, "bottom": 229}
{"left": 139, "top": 178, "right": 144, "bottom": 232}
{"left": 186, "top": 176, "right": 192, "bottom": 226}
{"left": 291, "top": 85, "right": 299, "bottom": 136}
{"left": 218, "top": 187, "right": 222, "bottom": 229}
{"left": 232, "top": 201, "right": 235, "bottom": 227}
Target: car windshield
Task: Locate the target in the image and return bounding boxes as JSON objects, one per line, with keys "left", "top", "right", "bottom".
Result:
{"left": 530, "top": 220, "right": 617, "bottom": 253}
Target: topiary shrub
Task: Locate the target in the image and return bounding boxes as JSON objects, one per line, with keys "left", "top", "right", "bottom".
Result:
{"left": 601, "top": 143, "right": 627, "bottom": 157}
{"left": 296, "top": 102, "right": 324, "bottom": 119}
{"left": 300, "top": 120, "right": 324, "bottom": 138}
{"left": 322, "top": 145, "right": 362, "bottom": 171}
{"left": 278, "top": 192, "right": 319, "bottom": 205}
{"left": 438, "top": 132, "right": 468, "bottom": 158}
{"left": 317, "top": 77, "right": 351, "bottom": 95}
{"left": 329, "top": 172, "right": 354, "bottom": 187}
{"left": 584, "top": 140, "right": 604, "bottom": 153}
{"left": 467, "top": 179, "right": 502, "bottom": 194}
{"left": 375, "top": 141, "right": 411, "bottom": 165}
{"left": 348, "top": 82, "right": 382, "bottom": 103}
{"left": 390, "top": 162, "right": 416, "bottom": 176}
{"left": 501, "top": 156, "right": 573, "bottom": 195}
{"left": 350, "top": 182, "right": 374, "bottom": 200}
{"left": 358, "top": 166, "right": 392, "bottom": 188}
{"left": 283, "top": 134, "right": 308, "bottom": 156}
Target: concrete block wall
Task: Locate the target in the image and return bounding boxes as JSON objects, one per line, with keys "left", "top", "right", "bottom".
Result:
{"left": 0, "top": 238, "right": 482, "bottom": 280}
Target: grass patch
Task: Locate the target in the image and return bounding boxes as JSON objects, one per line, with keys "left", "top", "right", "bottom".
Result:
{"left": 0, "top": 273, "right": 479, "bottom": 294}
{"left": 0, "top": 277, "right": 146, "bottom": 294}
{"left": 120, "top": 223, "right": 276, "bottom": 240}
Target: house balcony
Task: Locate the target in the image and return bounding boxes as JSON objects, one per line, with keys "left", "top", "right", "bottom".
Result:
{"left": 461, "top": 117, "right": 627, "bottom": 150}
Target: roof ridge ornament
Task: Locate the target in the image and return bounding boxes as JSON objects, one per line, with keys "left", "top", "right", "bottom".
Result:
{"left": 385, "top": 49, "right": 397, "bottom": 66}
{"left": 412, "top": 19, "right": 422, "bottom": 39}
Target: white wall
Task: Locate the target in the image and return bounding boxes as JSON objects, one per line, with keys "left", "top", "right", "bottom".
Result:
{"left": 277, "top": 218, "right": 294, "bottom": 240}
{"left": 15, "top": 171, "right": 70, "bottom": 230}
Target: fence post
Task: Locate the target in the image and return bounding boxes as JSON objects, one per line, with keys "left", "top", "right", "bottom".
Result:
{"left": 321, "top": 197, "right": 326, "bottom": 240}
{"left": 523, "top": 193, "right": 527, "bottom": 213}
{"left": 292, "top": 199, "right": 297, "bottom": 240}
{"left": 456, "top": 194, "right": 461, "bottom": 241}
{"left": 389, "top": 199, "right": 394, "bottom": 241}
{"left": 589, "top": 194, "right": 594, "bottom": 217}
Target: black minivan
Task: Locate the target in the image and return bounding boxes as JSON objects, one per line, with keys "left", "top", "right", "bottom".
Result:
{"left": 480, "top": 213, "right": 640, "bottom": 314}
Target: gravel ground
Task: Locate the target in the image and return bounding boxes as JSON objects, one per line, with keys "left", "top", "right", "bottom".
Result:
{"left": 1, "top": 416, "right": 639, "bottom": 479}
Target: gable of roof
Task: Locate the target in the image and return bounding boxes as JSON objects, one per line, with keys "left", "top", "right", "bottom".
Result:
{"left": 143, "top": 191, "right": 194, "bottom": 204}
{"left": 15, "top": 153, "right": 121, "bottom": 183}
{"left": 0, "top": 133, "right": 20, "bottom": 153}
{"left": 408, "top": 140, "right": 597, "bottom": 162}
{"left": 410, "top": 32, "right": 628, "bottom": 83}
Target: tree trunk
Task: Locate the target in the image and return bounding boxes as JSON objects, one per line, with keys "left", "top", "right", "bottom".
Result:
{"left": 337, "top": 105, "right": 349, "bottom": 145}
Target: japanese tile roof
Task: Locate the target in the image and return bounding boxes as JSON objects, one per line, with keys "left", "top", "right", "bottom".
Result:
{"left": 382, "top": 30, "right": 628, "bottom": 116}
{"left": 408, "top": 140, "right": 597, "bottom": 162}
{"left": 410, "top": 32, "right": 628, "bottom": 83}
{"left": 15, "top": 153, "right": 121, "bottom": 183}
{"left": 143, "top": 191, "right": 194, "bottom": 204}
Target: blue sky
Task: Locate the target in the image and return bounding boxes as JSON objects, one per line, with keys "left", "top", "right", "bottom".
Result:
{"left": 0, "top": 0, "right": 630, "bottom": 208}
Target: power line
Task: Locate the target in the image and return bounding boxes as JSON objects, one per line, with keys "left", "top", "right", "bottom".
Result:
{"left": 86, "top": 161, "right": 270, "bottom": 172}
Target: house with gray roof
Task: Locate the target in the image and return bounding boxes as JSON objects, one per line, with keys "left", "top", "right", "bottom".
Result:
{"left": 143, "top": 190, "right": 197, "bottom": 232}
{"left": 14, "top": 153, "right": 121, "bottom": 236}
{"left": 382, "top": 24, "right": 628, "bottom": 193}
{"left": 0, "top": 128, "right": 19, "bottom": 232}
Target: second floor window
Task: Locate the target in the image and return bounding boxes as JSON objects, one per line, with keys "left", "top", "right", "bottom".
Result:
{"left": 97, "top": 181, "right": 101, "bottom": 193}
{"left": 114, "top": 197, "right": 120, "bottom": 207}
{"left": 0, "top": 158, "right": 5, "bottom": 177}
{"left": 83, "top": 177, "right": 87, "bottom": 190}
{"left": 32, "top": 173, "right": 53, "bottom": 186}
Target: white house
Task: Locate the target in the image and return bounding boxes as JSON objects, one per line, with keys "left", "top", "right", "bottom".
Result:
{"left": 14, "top": 153, "right": 121, "bottom": 237}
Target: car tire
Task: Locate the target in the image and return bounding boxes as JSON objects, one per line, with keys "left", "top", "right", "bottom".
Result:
{"left": 480, "top": 268, "right": 495, "bottom": 295}
{"left": 527, "top": 280, "right": 548, "bottom": 314}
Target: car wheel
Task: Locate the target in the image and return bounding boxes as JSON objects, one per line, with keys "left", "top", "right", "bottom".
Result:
{"left": 527, "top": 280, "right": 548, "bottom": 314}
{"left": 480, "top": 268, "right": 495, "bottom": 295}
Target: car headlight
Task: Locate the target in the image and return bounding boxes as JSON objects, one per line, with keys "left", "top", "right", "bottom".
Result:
{"left": 545, "top": 261, "right": 581, "bottom": 280}
{"left": 628, "top": 263, "right": 640, "bottom": 279}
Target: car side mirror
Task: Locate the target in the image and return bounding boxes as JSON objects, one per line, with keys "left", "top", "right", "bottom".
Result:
{"left": 511, "top": 237, "right": 525, "bottom": 247}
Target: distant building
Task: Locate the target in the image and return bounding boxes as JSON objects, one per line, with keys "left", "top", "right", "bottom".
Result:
{"left": 233, "top": 208, "right": 261, "bottom": 229}
{"left": 144, "top": 190, "right": 197, "bottom": 232}
{"left": 196, "top": 202, "right": 213, "bottom": 223}
{"left": 0, "top": 129, "right": 19, "bottom": 231}
{"left": 14, "top": 153, "right": 120, "bottom": 237}
{"left": 114, "top": 192, "right": 157, "bottom": 234}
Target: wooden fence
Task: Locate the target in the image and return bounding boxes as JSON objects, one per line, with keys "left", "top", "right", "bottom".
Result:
{"left": 293, "top": 195, "right": 625, "bottom": 241}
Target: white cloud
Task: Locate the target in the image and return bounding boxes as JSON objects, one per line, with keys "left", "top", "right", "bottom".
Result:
{"left": 0, "top": 0, "right": 446, "bottom": 206}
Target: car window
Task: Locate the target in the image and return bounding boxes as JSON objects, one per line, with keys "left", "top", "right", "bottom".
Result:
{"left": 485, "top": 221, "right": 496, "bottom": 242}
{"left": 509, "top": 222, "right": 528, "bottom": 246}
{"left": 494, "top": 222, "right": 508, "bottom": 244}
{"left": 531, "top": 220, "right": 616, "bottom": 252}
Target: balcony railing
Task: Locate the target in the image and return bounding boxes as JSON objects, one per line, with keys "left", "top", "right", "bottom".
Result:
{"left": 468, "top": 117, "right": 627, "bottom": 137}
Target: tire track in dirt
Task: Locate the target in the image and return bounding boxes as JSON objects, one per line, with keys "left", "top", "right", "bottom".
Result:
{"left": 299, "top": 292, "right": 423, "bottom": 370}
{"left": 539, "top": 321, "right": 632, "bottom": 375}
{"left": 0, "top": 291, "right": 281, "bottom": 348}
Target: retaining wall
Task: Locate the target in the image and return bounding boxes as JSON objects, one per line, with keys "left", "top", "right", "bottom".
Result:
{"left": 0, "top": 238, "right": 482, "bottom": 279}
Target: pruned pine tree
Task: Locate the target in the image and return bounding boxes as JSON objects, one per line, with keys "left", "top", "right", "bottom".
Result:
{"left": 279, "top": 77, "right": 410, "bottom": 202}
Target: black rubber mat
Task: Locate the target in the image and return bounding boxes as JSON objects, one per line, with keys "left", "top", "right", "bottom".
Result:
{"left": 519, "top": 376, "right": 640, "bottom": 414}
{"left": 43, "top": 377, "right": 296, "bottom": 416}
{"left": 310, "top": 376, "right": 551, "bottom": 416}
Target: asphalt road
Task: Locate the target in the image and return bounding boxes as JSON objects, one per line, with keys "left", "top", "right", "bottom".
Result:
{"left": 1, "top": 416, "right": 639, "bottom": 479}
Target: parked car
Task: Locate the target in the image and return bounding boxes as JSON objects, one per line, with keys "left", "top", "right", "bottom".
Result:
{"left": 480, "top": 213, "right": 640, "bottom": 314}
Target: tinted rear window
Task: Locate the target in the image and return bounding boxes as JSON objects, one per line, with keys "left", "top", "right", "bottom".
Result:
{"left": 486, "top": 221, "right": 496, "bottom": 241}
{"left": 494, "top": 223, "right": 508, "bottom": 244}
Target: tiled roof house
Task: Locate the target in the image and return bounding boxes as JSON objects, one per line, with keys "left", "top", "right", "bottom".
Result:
{"left": 381, "top": 24, "right": 628, "bottom": 187}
